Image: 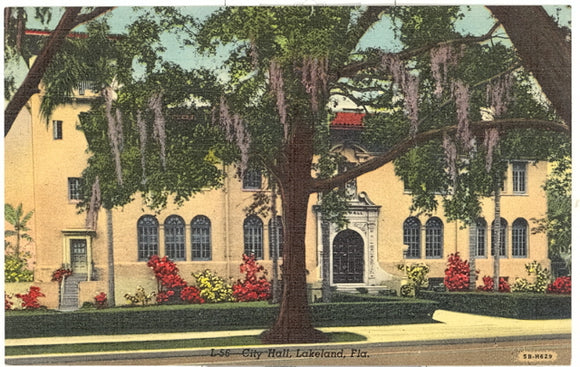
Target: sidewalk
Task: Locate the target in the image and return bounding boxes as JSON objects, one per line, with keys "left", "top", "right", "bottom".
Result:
{"left": 5, "top": 310, "right": 572, "bottom": 362}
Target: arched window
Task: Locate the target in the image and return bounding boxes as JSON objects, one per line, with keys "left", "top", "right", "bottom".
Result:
{"left": 512, "top": 218, "right": 528, "bottom": 258}
{"left": 475, "top": 218, "right": 487, "bottom": 258}
{"left": 137, "top": 215, "right": 158, "bottom": 261}
{"left": 269, "top": 216, "right": 284, "bottom": 259}
{"left": 491, "top": 218, "right": 508, "bottom": 257}
{"left": 425, "top": 217, "right": 443, "bottom": 258}
{"left": 403, "top": 217, "right": 421, "bottom": 258}
{"left": 165, "top": 215, "right": 185, "bottom": 261}
{"left": 191, "top": 215, "right": 212, "bottom": 261}
{"left": 244, "top": 215, "right": 263, "bottom": 260}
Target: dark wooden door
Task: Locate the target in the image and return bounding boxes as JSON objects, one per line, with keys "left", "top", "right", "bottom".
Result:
{"left": 332, "top": 229, "right": 364, "bottom": 283}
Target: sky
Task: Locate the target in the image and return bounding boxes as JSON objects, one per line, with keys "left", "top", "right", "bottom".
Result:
{"left": 19, "top": 4, "right": 570, "bottom": 74}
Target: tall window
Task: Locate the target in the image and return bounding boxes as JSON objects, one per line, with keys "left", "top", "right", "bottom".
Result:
{"left": 403, "top": 217, "right": 421, "bottom": 258}
{"left": 53, "top": 120, "right": 63, "bottom": 140}
{"left": 244, "top": 215, "right": 263, "bottom": 259}
{"left": 269, "top": 216, "right": 284, "bottom": 259}
{"left": 243, "top": 169, "right": 262, "bottom": 190}
{"left": 192, "top": 215, "right": 212, "bottom": 261}
{"left": 513, "top": 162, "right": 527, "bottom": 193}
{"left": 68, "top": 178, "right": 83, "bottom": 201}
{"left": 475, "top": 218, "right": 487, "bottom": 257}
{"left": 512, "top": 218, "right": 528, "bottom": 258}
{"left": 491, "top": 218, "right": 507, "bottom": 257}
{"left": 425, "top": 217, "right": 443, "bottom": 258}
{"left": 137, "top": 215, "right": 159, "bottom": 261}
{"left": 164, "top": 216, "right": 185, "bottom": 261}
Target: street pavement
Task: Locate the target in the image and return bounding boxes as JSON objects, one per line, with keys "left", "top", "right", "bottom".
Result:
{"left": 4, "top": 310, "right": 572, "bottom": 364}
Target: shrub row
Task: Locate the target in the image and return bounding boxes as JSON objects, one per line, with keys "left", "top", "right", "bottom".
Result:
{"left": 330, "top": 292, "right": 408, "bottom": 303}
{"left": 5, "top": 299, "right": 437, "bottom": 339}
{"left": 419, "top": 291, "right": 571, "bottom": 319}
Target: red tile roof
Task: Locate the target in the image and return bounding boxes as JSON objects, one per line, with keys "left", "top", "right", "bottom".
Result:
{"left": 330, "top": 112, "right": 365, "bottom": 130}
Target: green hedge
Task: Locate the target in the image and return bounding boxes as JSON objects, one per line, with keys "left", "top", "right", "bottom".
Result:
{"left": 5, "top": 299, "right": 438, "bottom": 339}
{"left": 419, "top": 291, "right": 571, "bottom": 319}
{"left": 330, "top": 292, "right": 404, "bottom": 303}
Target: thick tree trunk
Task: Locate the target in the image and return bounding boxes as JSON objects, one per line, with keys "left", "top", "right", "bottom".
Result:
{"left": 261, "top": 122, "right": 327, "bottom": 344}
{"left": 487, "top": 6, "right": 571, "bottom": 129}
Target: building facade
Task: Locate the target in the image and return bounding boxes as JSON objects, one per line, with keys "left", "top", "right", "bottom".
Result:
{"left": 5, "top": 88, "right": 551, "bottom": 309}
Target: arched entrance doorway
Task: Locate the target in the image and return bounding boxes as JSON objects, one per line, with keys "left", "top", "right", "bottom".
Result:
{"left": 332, "top": 229, "right": 364, "bottom": 283}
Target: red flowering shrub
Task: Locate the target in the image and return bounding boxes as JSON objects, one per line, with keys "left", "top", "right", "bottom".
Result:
{"left": 5, "top": 293, "right": 13, "bottom": 311}
{"left": 233, "top": 254, "right": 271, "bottom": 302}
{"left": 547, "top": 276, "right": 571, "bottom": 294}
{"left": 51, "top": 268, "right": 73, "bottom": 283}
{"left": 444, "top": 252, "right": 471, "bottom": 291}
{"left": 146, "top": 255, "right": 201, "bottom": 304}
{"left": 180, "top": 286, "right": 205, "bottom": 304}
{"left": 15, "top": 286, "right": 45, "bottom": 310}
{"left": 155, "top": 290, "right": 175, "bottom": 304}
{"left": 94, "top": 292, "right": 108, "bottom": 309}
{"left": 477, "top": 276, "right": 511, "bottom": 292}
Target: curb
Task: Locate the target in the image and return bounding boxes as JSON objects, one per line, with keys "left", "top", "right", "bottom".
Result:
{"left": 5, "top": 333, "right": 571, "bottom": 365}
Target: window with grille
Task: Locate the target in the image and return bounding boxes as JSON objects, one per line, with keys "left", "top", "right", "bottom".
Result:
{"left": 403, "top": 217, "right": 421, "bottom": 258}
{"left": 137, "top": 215, "right": 159, "bottom": 261}
{"left": 425, "top": 217, "right": 443, "bottom": 258}
{"left": 192, "top": 215, "right": 212, "bottom": 261}
{"left": 244, "top": 215, "right": 263, "bottom": 259}
{"left": 53, "top": 120, "right": 63, "bottom": 140}
{"left": 243, "top": 169, "right": 262, "bottom": 190}
{"left": 475, "top": 218, "right": 487, "bottom": 257}
{"left": 165, "top": 215, "right": 185, "bottom": 261}
{"left": 491, "top": 218, "right": 507, "bottom": 257}
{"left": 512, "top": 162, "right": 527, "bottom": 194}
{"left": 512, "top": 218, "right": 528, "bottom": 257}
{"left": 68, "top": 178, "right": 83, "bottom": 201}
{"left": 269, "top": 216, "right": 284, "bottom": 259}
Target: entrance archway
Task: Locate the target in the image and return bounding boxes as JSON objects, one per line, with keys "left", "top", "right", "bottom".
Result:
{"left": 332, "top": 229, "right": 364, "bottom": 283}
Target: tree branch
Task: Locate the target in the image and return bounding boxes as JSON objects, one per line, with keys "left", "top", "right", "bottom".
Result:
{"left": 487, "top": 6, "right": 571, "bottom": 129}
{"left": 337, "top": 21, "right": 501, "bottom": 80}
{"left": 311, "top": 118, "right": 569, "bottom": 193}
{"left": 4, "top": 6, "right": 113, "bottom": 137}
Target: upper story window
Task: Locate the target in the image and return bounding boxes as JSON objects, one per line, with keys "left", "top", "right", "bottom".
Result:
{"left": 68, "top": 178, "right": 83, "bottom": 201}
{"left": 512, "top": 162, "right": 527, "bottom": 194}
{"left": 53, "top": 120, "right": 63, "bottom": 140}
{"left": 403, "top": 217, "right": 421, "bottom": 259}
{"left": 243, "top": 169, "right": 262, "bottom": 190}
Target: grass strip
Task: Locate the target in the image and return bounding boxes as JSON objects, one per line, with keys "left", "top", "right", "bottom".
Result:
{"left": 5, "top": 332, "right": 366, "bottom": 356}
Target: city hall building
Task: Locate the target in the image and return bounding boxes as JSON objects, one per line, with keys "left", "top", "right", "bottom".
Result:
{"left": 5, "top": 79, "right": 552, "bottom": 310}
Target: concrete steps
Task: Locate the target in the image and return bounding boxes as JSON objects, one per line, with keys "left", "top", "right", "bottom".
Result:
{"left": 59, "top": 273, "right": 86, "bottom": 311}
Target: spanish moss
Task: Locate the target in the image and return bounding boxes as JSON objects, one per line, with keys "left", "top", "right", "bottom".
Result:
{"left": 85, "top": 176, "right": 101, "bottom": 230}
{"left": 269, "top": 60, "right": 289, "bottom": 141}
{"left": 216, "top": 96, "right": 251, "bottom": 174}
{"left": 443, "top": 133, "right": 457, "bottom": 184}
{"left": 452, "top": 80, "right": 473, "bottom": 151}
{"left": 381, "top": 53, "right": 420, "bottom": 137}
{"left": 136, "top": 111, "right": 147, "bottom": 184}
{"left": 149, "top": 92, "right": 167, "bottom": 170}
{"left": 430, "top": 44, "right": 464, "bottom": 98}
{"left": 103, "top": 86, "right": 124, "bottom": 185}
